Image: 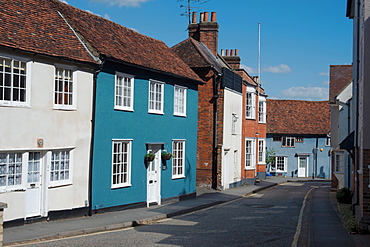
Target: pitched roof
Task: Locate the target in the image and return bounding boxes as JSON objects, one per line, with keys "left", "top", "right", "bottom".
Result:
{"left": 0, "top": 0, "right": 97, "bottom": 64}
{"left": 171, "top": 38, "right": 224, "bottom": 73}
{"left": 50, "top": 0, "right": 201, "bottom": 82}
{"left": 266, "top": 99, "right": 330, "bottom": 135}
{"left": 329, "top": 65, "right": 352, "bottom": 103}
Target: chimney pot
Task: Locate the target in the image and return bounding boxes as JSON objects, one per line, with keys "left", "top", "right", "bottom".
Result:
{"left": 200, "top": 12, "right": 204, "bottom": 22}
{"left": 226, "top": 49, "right": 229, "bottom": 56}
{"left": 192, "top": 12, "right": 197, "bottom": 23}
{"left": 211, "top": 12, "right": 216, "bottom": 22}
{"left": 235, "top": 49, "right": 239, "bottom": 56}
{"left": 204, "top": 12, "right": 209, "bottom": 22}
{"left": 221, "top": 49, "right": 225, "bottom": 56}
{"left": 231, "top": 49, "right": 235, "bottom": 56}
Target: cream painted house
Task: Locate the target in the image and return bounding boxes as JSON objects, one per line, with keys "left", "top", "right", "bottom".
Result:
{"left": 0, "top": 0, "right": 97, "bottom": 224}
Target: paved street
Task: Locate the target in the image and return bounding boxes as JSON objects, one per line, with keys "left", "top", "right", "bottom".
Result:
{"left": 9, "top": 181, "right": 357, "bottom": 247}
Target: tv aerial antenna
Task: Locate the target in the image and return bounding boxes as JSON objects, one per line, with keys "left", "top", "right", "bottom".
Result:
{"left": 178, "top": 0, "right": 210, "bottom": 24}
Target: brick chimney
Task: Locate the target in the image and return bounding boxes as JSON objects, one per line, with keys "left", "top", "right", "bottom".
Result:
{"left": 221, "top": 49, "right": 241, "bottom": 70}
{"left": 188, "top": 12, "right": 219, "bottom": 55}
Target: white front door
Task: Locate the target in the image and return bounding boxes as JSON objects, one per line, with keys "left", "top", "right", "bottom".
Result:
{"left": 298, "top": 156, "right": 308, "bottom": 177}
{"left": 147, "top": 145, "right": 161, "bottom": 207}
{"left": 25, "top": 152, "right": 46, "bottom": 218}
{"left": 222, "top": 150, "right": 230, "bottom": 189}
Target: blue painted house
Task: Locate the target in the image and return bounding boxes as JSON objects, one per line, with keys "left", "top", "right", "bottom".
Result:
{"left": 54, "top": 1, "right": 202, "bottom": 211}
{"left": 266, "top": 100, "right": 331, "bottom": 178}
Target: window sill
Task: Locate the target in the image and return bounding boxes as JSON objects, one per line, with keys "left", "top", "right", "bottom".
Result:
{"left": 53, "top": 106, "right": 77, "bottom": 111}
{"left": 0, "top": 103, "right": 30, "bottom": 108}
{"left": 148, "top": 111, "right": 164, "bottom": 115}
{"left": 114, "top": 107, "right": 134, "bottom": 112}
{"left": 244, "top": 168, "right": 256, "bottom": 170}
{"left": 172, "top": 176, "right": 185, "bottom": 180}
{"left": 111, "top": 184, "right": 132, "bottom": 189}
{"left": 48, "top": 181, "right": 73, "bottom": 189}
{"left": 174, "top": 113, "right": 187, "bottom": 118}
{"left": 0, "top": 188, "right": 26, "bottom": 193}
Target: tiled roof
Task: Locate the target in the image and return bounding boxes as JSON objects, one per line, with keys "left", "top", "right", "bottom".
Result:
{"left": 50, "top": 0, "right": 202, "bottom": 82}
{"left": 329, "top": 65, "right": 352, "bottom": 103}
{"left": 171, "top": 38, "right": 224, "bottom": 73}
{"left": 266, "top": 99, "right": 330, "bottom": 135}
{"left": 0, "top": 0, "right": 97, "bottom": 64}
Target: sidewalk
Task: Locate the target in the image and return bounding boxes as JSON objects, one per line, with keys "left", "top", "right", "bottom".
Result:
{"left": 2, "top": 177, "right": 331, "bottom": 246}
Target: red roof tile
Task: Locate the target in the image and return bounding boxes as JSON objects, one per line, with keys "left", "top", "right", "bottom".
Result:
{"left": 329, "top": 65, "right": 352, "bottom": 103}
{"left": 50, "top": 0, "right": 202, "bottom": 82}
{"left": 266, "top": 99, "right": 330, "bottom": 135}
{"left": 0, "top": 0, "right": 97, "bottom": 64}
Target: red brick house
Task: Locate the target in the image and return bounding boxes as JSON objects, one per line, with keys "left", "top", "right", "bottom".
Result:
{"left": 172, "top": 12, "right": 264, "bottom": 189}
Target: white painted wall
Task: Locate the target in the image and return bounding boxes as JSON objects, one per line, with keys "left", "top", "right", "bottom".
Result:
{"left": 0, "top": 52, "right": 93, "bottom": 221}
{"left": 222, "top": 88, "right": 243, "bottom": 189}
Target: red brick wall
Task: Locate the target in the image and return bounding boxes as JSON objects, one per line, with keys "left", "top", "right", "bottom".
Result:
{"left": 240, "top": 80, "right": 267, "bottom": 180}
{"left": 195, "top": 69, "right": 224, "bottom": 189}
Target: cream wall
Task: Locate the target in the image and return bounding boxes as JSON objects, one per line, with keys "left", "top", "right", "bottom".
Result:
{"left": 222, "top": 88, "right": 243, "bottom": 188}
{"left": 0, "top": 52, "right": 94, "bottom": 221}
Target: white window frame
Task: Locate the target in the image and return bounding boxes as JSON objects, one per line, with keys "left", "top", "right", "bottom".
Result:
{"left": 174, "top": 85, "right": 187, "bottom": 117}
{"left": 334, "top": 151, "right": 344, "bottom": 173}
{"left": 326, "top": 136, "right": 331, "bottom": 146}
{"left": 172, "top": 140, "right": 185, "bottom": 179}
{"left": 246, "top": 87, "right": 256, "bottom": 119}
{"left": 49, "top": 149, "right": 73, "bottom": 187}
{"left": 270, "top": 156, "right": 287, "bottom": 173}
{"left": 0, "top": 152, "right": 25, "bottom": 192}
{"left": 53, "top": 66, "right": 76, "bottom": 110}
{"left": 115, "top": 72, "right": 134, "bottom": 111}
{"left": 231, "top": 113, "right": 239, "bottom": 135}
{"left": 282, "top": 136, "right": 295, "bottom": 147}
{"left": 111, "top": 140, "right": 132, "bottom": 188}
{"left": 258, "top": 97, "right": 266, "bottom": 123}
{"left": 258, "top": 139, "right": 266, "bottom": 164}
{"left": 0, "top": 55, "right": 30, "bottom": 107}
{"left": 148, "top": 79, "right": 164, "bottom": 114}
{"left": 245, "top": 138, "right": 256, "bottom": 169}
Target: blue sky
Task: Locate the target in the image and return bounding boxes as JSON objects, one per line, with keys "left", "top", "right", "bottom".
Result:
{"left": 61, "top": 0, "right": 352, "bottom": 101}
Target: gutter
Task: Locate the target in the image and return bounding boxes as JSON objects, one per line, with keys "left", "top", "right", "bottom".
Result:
{"left": 88, "top": 57, "right": 105, "bottom": 216}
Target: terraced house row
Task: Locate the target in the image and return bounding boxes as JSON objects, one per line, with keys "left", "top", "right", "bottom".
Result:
{"left": 0, "top": 0, "right": 267, "bottom": 225}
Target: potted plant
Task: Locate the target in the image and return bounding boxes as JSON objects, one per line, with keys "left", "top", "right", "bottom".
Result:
{"left": 161, "top": 150, "right": 173, "bottom": 160}
{"left": 145, "top": 153, "right": 155, "bottom": 161}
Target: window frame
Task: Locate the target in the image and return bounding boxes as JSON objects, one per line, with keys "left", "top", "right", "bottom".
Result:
{"left": 282, "top": 136, "right": 295, "bottom": 147}
{"left": 258, "top": 139, "right": 266, "bottom": 164}
{"left": 0, "top": 55, "right": 30, "bottom": 107}
{"left": 114, "top": 72, "right": 134, "bottom": 111}
{"left": 174, "top": 85, "right": 187, "bottom": 117}
{"left": 258, "top": 97, "right": 266, "bottom": 123}
{"left": 245, "top": 138, "right": 256, "bottom": 170}
{"left": 148, "top": 79, "right": 164, "bottom": 114}
{"left": 245, "top": 89, "right": 256, "bottom": 119}
{"left": 111, "top": 140, "right": 132, "bottom": 189}
{"left": 53, "top": 66, "right": 76, "bottom": 110}
{"left": 231, "top": 113, "right": 239, "bottom": 135}
{"left": 334, "top": 151, "right": 344, "bottom": 173}
{"left": 172, "top": 140, "right": 185, "bottom": 179}
{"left": 0, "top": 152, "right": 25, "bottom": 191}
{"left": 270, "top": 156, "right": 287, "bottom": 173}
{"left": 49, "top": 149, "right": 73, "bottom": 187}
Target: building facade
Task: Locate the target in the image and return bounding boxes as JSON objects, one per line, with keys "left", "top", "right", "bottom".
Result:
{"left": 0, "top": 0, "right": 97, "bottom": 224}
{"left": 346, "top": 0, "right": 370, "bottom": 230}
{"left": 52, "top": 0, "right": 202, "bottom": 210}
{"left": 266, "top": 100, "right": 331, "bottom": 179}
